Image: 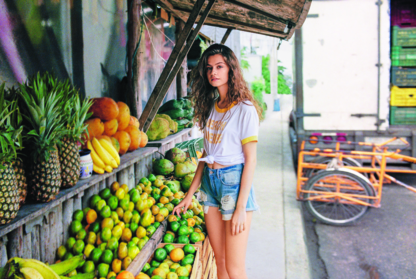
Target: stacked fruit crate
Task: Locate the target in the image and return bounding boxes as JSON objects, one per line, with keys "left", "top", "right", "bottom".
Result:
{"left": 390, "top": 1, "right": 416, "bottom": 125}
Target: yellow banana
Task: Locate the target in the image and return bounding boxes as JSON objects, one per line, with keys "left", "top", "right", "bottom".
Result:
{"left": 86, "top": 140, "right": 105, "bottom": 168}
{"left": 16, "top": 258, "right": 60, "bottom": 279}
{"left": 20, "top": 267, "right": 44, "bottom": 279}
{"left": 104, "top": 165, "right": 113, "bottom": 173}
{"left": 98, "top": 138, "right": 120, "bottom": 165}
{"left": 93, "top": 165, "right": 105, "bottom": 174}
{"left": 91, "top": 138, "right": 114, "bottom": 167}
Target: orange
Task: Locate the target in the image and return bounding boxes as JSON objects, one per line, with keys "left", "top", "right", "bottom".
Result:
{"left": 111, "top": 181, "right": 120, "bottom": 194}
{"left": 111, "top": 137, "right": 121, "bottom": 153}
{"left": 112, "top": 225, "right": 123, "bottom": 239}
{"left": 124, "top": 125, "right": 141, "bottom": 151}
{"left": 84, "top": 118, "right": 104, "bottom": 140}
{"left": 103, "top": 119, "right": 118, "bottom": 136}
{"left": 116, "top": 102, "right": 131, "bottom": 131}
{"left": 116, "top": 270, "right": 134, "bottom": 279}
{"left": 129, "top": 116, "right": 140, "bottom": 129}
{"left": 122, "top": 257, "right": 132, "bottom": 270}
{"left": 121, "top": 184, "right": 129, "bottom": 194}
{"left": 101, "top": 218, "right": 114, "bottom": 230}
{"left": 169, "top": 248, "right": 184, "bottom": 263}
{"left": 196, "top": 151, "right": 202, "bottom": 159}
{"left": 139, "top": 131, "right": 148, "bottom": 148}
{"left": 121, "top": 228, "right": 132, "bottom": 242}
{"left": 116, "top": 207, "right": 124, "bottom": 219}
{"left": 86, "top": 209, "right": 98, "bottom": 224}
{"left": 112, "top": 258, "right": 122, "bottom": 274}
{"left": 114, "top": 131, "right": 131, "bottom": 155}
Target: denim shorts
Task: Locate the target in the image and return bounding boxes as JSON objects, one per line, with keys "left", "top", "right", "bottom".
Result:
{"left": 199, "top": 163, "right": 260, "bottom": 221}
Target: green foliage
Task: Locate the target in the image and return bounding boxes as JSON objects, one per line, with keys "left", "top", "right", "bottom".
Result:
{"left": 261, "top": 55, "right": 271, "bottom": 94}
{"left": 199, "top": 37, "right": 209, "bottom": 57}
{"left": 240, "top": 47, "right": 250, "bottom": 71}
{"left": 251, "top": 77, "right": 267, "bottom": 119}
{"left": 278, "top": 62, "right": 292, "bottom": 95}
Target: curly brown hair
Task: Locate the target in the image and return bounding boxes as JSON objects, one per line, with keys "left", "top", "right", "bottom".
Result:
{"left": 190, "top": 44, "right": 263, "bottom": 130}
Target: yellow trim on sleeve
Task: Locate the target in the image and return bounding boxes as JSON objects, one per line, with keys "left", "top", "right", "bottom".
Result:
{"left": 242, "top": 136, "right": 258, "bottom": 145}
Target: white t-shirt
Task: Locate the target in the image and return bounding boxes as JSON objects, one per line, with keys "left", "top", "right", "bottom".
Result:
{"left": 199, "top": 100, "right": 259, "bottom": 166}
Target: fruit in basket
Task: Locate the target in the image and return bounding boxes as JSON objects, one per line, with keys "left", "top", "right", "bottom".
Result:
{"left": 84, "top": 118, "right": 105, "bottom": 140}
{"left": 103, "top": 119, "right": 119, "bottom": 136}
{"left": 114, "top": 131, "right": 131, "bottom": 155}
{"left": 129, "top": 116, "right": 140, "bottom": 129}
{"left": 89, "top": 97, "right": 119, "bottom": 121}
{"left": 153, "top": 159, "right": 174, "bottom": 175}
{"left": 116, "top": 102, "right": 131, "bottom": 131}
{"left": 180, "top": 173, "right": 195, "bottom": 192}
{"left": 116, "top": 271, "right": 135, "bottom": 279}
{"left": 146, "top": 117, "right": 171, "bottom": 141}
{"left": 157, "top": 114, "right": 177, "bottom": 135}
{"left": 165, "top": 148, "right": 186, "bottom": 164}
{"left": 125, "top": 125, "right": 142, "bottom": 151}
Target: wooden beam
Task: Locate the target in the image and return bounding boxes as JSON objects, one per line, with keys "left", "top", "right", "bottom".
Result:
{"left": 176, "top": 19, "right": 188, "bottom": 99}
{"left": 70, "top": 0, "right": 85, "bottom": 98}
{"left": 127, "top": 0, "right": 141, "bottom": 117}
{"left": 221, "top": 28, "right": 233, "bottom": 44}
{"left": 139, "top": 0, "right": 210, "bottom": 132}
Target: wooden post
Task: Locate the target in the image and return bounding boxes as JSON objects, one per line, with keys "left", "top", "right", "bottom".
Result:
{"left": 127, "top": 0, "right": 141, "bottom": 117}
{"left": 220, "top": 28, "right": 233, "bottom": 44}
{"left": 139, "top": 0, "right": 215, "bottom": 132}
{"left": 176, "top": 19, "right": 188, "bottom": 99}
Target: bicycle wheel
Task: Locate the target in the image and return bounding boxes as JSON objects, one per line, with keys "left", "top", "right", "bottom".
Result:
{"left": 304, "top": 169, "right": 374, "bottom": 226}
{"left": 304, "top": 156, "right": 364, "bottom": 178}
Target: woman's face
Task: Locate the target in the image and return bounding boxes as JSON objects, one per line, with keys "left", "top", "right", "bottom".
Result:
{"left": 206, "top": 54, "right": 229, "bottom": 90}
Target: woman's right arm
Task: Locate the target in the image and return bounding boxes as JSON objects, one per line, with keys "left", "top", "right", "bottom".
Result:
{"left": 172, "top": 151, "right": 206, "bottom": 216}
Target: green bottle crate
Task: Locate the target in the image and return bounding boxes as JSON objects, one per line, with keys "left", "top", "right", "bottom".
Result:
{"left": 390, "top": 106, "right": 416, "bottom": 125}
{"left": 175, "top": 138, "right": 204, "bottom": 159}
{"left": 391, "top": 46, "right": 416, "bottom": 66}
{"left": 392, "top": 26, "right": 416, "bottom": 47}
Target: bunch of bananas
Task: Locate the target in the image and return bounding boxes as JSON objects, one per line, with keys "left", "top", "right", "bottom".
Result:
{"left": 0, "top": 255, "right": 93, "bottom": 279}
{"left": 87, "top": 137, "right": 120, "bottom": 174}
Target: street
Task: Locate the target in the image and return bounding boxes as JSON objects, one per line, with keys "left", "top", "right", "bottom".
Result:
{"left": 303, "top": 173, "right": 416, "bottom": 279}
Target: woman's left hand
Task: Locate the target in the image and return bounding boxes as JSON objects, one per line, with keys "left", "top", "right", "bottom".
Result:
{"left": 231, "top": 207, "right": 247, "bottom": 235}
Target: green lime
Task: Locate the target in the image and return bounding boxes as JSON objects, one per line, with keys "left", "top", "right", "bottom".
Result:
{"left": 96, "top": 199, "right": 107, "bottom": 211}
{"left": 99, "top": 243, "right": 107, "bottom": 251}
{"left": 164, "top": 244, "right": 175, "bottom": 254}
{"left": 181, "top": 255, "right": 194, "bottom": 266}
{"left": 138, "top": 238, "right": 148, "bottom": 250}
{"left": 147, "top": 267, "right": 156, "bottom": 276}
{"left": 101, "top": 227, "right": 112, "bottom": 242}
{"left": 163, "top": 234, "right": 174, "bottom": 243}
{"left": 140, "top": 177, "right": 149, "bottom": 184}
{"left": 100, "top": 249, "right": 113, "bottom": 264}
{"left": 146, "top": 225, "right": 156, "bottom": 237}
{"left": 100, "top": 205, "right": 111, "bottom": 218}
{"left": 151, "top": 276, "right": 163, "bottom": 279}
{"left": 70, "top": 220, "right": 83, "bottom": 235}
{"left": 152, "top": 193, "right": 161, "bottom": 201}
{"left": 171, "top": 199, "right": 180, "bottom": 206}
{"left": 97, "top": 263, "right": 109, "bottom": 278}
{"left": 151, "top": 260, "right": 161, "bottom": 268}
{"left": 156, "top": 203, "right": 164, "bottom": 209}
{"left": 57, "top": 245, "right": 67, "bottom": 259}
{"left": 154, "top": 248, "right": 167, "bottom": 262}
{"left": 176, "top": 266, "right": 189, "bottom": 277}
{"left": 90, "top": 194, "right": 102, "bottom": 208}
{"left": 153, "top": 222, "right": 161, "bottom": 229}
{"left": 170, "top": 221, "right": 180, "bottom": 232}
{"left": 72, "top": 240, "right": 85, "bottom": 255}
{"left": 107, "top": 196, "right": 118, "bottom": 210}
{"left": 89, "top": 221, "right": 100, "bottom": 233}
{"left": 84, "top": 243, "right": 95, "bottom": 258}
{"left": 83, "top": 260, "right": 95, "bottom": 273}
{"left": 177, "top": 225, "right": 189, "bottom": 236}
{"left": 131, "top": 212, "right": 141, "bottom": 224}
{"left": 179, "top": 220, "right": 188, "bottom": 227}
{"left": 90, "top": 248, "right": 102, "bottom": 263}
{"left": 83, "top": 207, "right": 91, "bottom": 217}
{"left": 99, "top": 188, "right": 111, "bottom": 200}
{"left": 165, "top": 203, "right": 174, "bottom": 213}
{"left": 73, "top": 210, "right": 84, "bottom": 222}
{"left": 148, "top": 174, "right": 156, "bottom": 182}
{"left": 189, "top": 232, "right": 201, "bottom": 243}
{"left": 188, "top": 227, "right": 194, "bottom": 234}
{"left": 119, "top": 198, "right": 130, "bottom": 211}
{"left": 130, "top": 222, "right": 139, "bottom": 234}
{"left": 177, "top": 235, "right": 189, "bottom": 244}
{"left": 66, "top": 237, "right": 76, "bottom": 250}
{"left": 63, "top": 252, "right": 73, "bottom": 261}
{"left": 106, "top": 237, "right": 118, "bottom": 251}
{"left": 76, "top": 229, "right": 87, "bottom": 241}
{"left": 142, "top": 262, "right": 151, "bottom": 272}
{"left": 183, "top": 244, "right": 196, "bottom": 255}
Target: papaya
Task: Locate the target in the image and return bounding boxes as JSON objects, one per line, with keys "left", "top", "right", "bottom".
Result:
{"left": 89, "top": 97, "right": 119, "bottom": 121}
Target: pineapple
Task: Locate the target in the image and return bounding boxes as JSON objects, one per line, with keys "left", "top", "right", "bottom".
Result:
{"left": 13, "top": 160, "right": 27, "bottom": 207}
{"left": 58, "top": 80, "right": 93, "bottom": 188}
{"left": 0, "top": 83, "right": 22, "bottom": 223}
{"left": 18, "top": 73, "right": 66, "bottom": 202}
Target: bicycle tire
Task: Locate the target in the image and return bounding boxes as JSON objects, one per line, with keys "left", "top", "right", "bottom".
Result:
{"left": 304, "top": 169, "right": 374, "bottom": 226}
{"left": 304, "top": 156, "right": 364, "bottom": 178}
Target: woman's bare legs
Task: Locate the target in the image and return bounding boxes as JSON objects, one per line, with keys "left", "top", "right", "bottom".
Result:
{"left": 224, "top": 211, "right": 252, "bottom": 279}
{"left": 205, "top": 206, "right": 229, "bottom": 279}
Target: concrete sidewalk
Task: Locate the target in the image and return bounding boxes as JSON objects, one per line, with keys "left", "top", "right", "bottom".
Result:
{"left": 246, "top": 97, "right": 310, "bottom": 279}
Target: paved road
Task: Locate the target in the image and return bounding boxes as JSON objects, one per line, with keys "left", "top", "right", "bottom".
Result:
{"left": 303, "top": 173, "right": 416, "bottom": 279}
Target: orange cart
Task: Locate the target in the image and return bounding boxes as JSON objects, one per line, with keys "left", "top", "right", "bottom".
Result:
{"left": 296, "top": 137, "right": 416, "bottom": 226}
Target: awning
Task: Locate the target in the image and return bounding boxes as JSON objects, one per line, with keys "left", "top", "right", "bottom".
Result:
{"left": 153, "top": 0, "right": 311, "bottom": 40}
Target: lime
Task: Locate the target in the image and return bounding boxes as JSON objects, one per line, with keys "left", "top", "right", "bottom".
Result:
{"left": 86, "top": 231, "right": 96, "bottom": 245}
{"left": 131, "top": 237, "right": 140, "bottom": 245}
{"left": 153, "top": 222, "right": 161, "bottom": 229}
{"left": 151, "top": 274, "right": 164, "bottom": 279}
{"left": 150, "top": 260, "right": 161, "bottom": 268}
{"left": 99, "top": 188, "right": 111, "bottom": 200}
{"left": 101, "top": 249, "right": 114, "bottom": 264}
{"left": 120, "top": 198, "right": 130, "bottom": 211}
{"left": 177, "top": 235, "right": 189, "bottom": 244}
{"left": 152, "top": 193, "right": 161, "bottom": 201}
{"left": 83, "top": 207, "right": 91, "bottom": 217}
{"left": 146, "top": 225, "right": 156, "bottom": 237}
{"left": 76, "top": 229, "right": 87, "bottom": 241}
{"left": 179, "top": 220, "right": 188, "bottom": 227}
{"left": 177, "top": 226, "right": 189, "bottom": 236}
{"left": 188, "top": 227, "right": 194, "bottom": 234}
{"left": 66, "top": 237, "right": 76, "bottom": 250}
{"left": 112, "top": 225, "right": 123, "bottom": 240}
{"left": 72, "top": 240, "right": 85, "bottom": 255}
{"left": 96, "top": 199, "right": 107, "bottom": 211}
{"left": 165, "top": 203, "right": 174, "bottom": 213}
{"left": 106, "top": 237, "right": 119, "bottom": 251}
{"left": 63, "top": 252, "right": 73, "bottom": 261}
{"left": 129, "top": 189, "right": 140, "bottom": 203}
{"left": 138, "top": 238, "right": 148, "bottom": 250}
{"left": 70, "top": 220, "right": 83, "bottom": 235}
{"left": 89, "top": 221, "right": 100, "bottom": 234}
{"left": 183, "top": 244, "right": 195, "bottom": 255}
{"left": 90, "top": 194, "right": 102, "bottom": 208}
{"left": 142, "top": 262, "right": 151, "bottom": 273}
{"left": 84, "top": 243, "right": 95, "bottom": 258}
{"left": 154, "top": 248, "right": 167, "bottom": 262}
{"left": 129, "top": 201, "right": 135, "bottom": 212}
{"left": 167, "top": 272, "right": 179, "bottom": 279}
{"left": 97, "top": 263, "right": 110, "bottom": 278}
{"left": 136, "top": 226, "right": 146, "bottom": 239}
{"left": 123, "top": 210, "right": 133, "bottom": 224}
{"left": 148, "top": 174, "right": 156, "bottom": 182}
{"left": 57, "top": 245, "right": 67, "bottom": 259}
{"left": 101, "top": 217, "right": 114, "bottom": 230}
{"left": 176, "top": 266, "right": 189, "bottom": 277}
{"left": 169, "top": 221, "right": 180, "bottom": 232}
{"left": 115, "top": 188, "right": 125, "bottom": 200}
{"left": 181, "top": 255, "right": 194, "bottom": 266}
{"left": 171, "top": 199, "right": 180, "bottom": 206}
{"left": 163, "top": 234, "right": 174, "bottom": 243}
{"left": 107, "top": 196, "right": 118, "bottom": 210}
{"left": 100, "top": 205, "right": 112, "bottom": 219}
{"left": 99, "top": 242, "right": 107, "bottom": 252}
{"left": 101, "top": 227, "right": 112, "bottom": 242}
{"left": 131, "top": 212, "right": 141, "bottom": 224}
{"left": 90, "top": 248, "right": 103, "bottom": 263}
{"left": 130, "top": 222, "right": 139, "bottom": 234}
{"left": 140, "top": 177, "right": 149, "bottom": 184}
{"left": 189, "top": 232, "right": 201, "bottom": 243}
{"left": 147, "top": 267, "right": 156, "bottom": 276}
{"left": 73, "top": 210, "right": 84, "bottom": 222}
{"left": 83, "top": 260, "right": 95, "bottom": 273}
{"left": 127, "top": 245, "right": 140, "bottom": 259}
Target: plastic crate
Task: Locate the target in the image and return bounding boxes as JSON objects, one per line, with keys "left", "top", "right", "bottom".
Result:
{"left": 390, "top": 86, "right": 416, "bottom": 106}
{"left": 392, "top": 26, "right": 416, "bottom": 47}
{"left": 391, "top": 0, "right": 416, "bottom": 28}
{"left": 391, "top": 46, "right": 416, "bottom": 66}
{"left": 390, "top": 106, "right": 416, "bottom": 125}
{"left": 175, "top": 137, "right": 204, "bottom": 159}
{"left": 391, "top": 67, "right": 416, "bottom": 86}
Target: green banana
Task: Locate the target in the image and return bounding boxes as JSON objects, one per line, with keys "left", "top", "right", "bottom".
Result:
{"left": 19, "top": 267, "right": 43, "bottom": 279}
{"left": 14, "top": 258, "right": 60, "bottom": 279}
{"left": 59, "top": 272, "right": 95, "bottom": 279}
{"left": 49, "top": 254, "right": 85, "bottom": 275}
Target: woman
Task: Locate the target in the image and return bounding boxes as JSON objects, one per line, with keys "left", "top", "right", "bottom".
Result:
{"left": 172, "top": 44, "right": 262, "bottom": 279}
